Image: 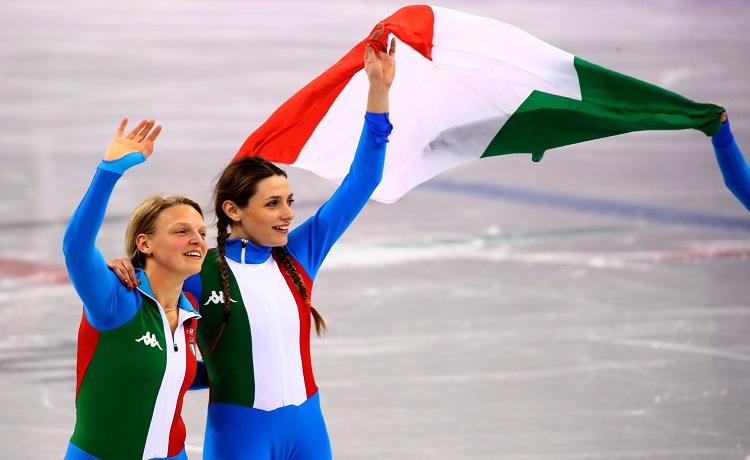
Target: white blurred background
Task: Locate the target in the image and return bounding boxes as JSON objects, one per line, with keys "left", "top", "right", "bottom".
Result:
{"left": 1, "top": 1, "right": 749, "bottom": 458}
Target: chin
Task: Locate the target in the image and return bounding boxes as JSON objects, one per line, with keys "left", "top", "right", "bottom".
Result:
{"left": 185, "top": 261, "right": 204, "bottom": 274}
{"left": 266, "top": 236, "right": 289, "bottom": 247}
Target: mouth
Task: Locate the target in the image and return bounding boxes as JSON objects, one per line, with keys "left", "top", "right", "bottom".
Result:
{"left": 272, "top": 225, "right": 289, "bottom": 233}
{"left": 184, "top": 251, "right": 203, "bottom": 258}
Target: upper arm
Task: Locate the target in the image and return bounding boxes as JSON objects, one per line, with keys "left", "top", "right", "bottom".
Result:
{"left": 287, "top": 116, "right": 389, "bottom": 279}
{"left": 63, "top": 166, "right": 139, "bottom": 330}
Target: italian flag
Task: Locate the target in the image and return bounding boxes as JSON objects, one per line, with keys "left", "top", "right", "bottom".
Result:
{"left": 235, "top": 4, "right": 724, "bottom": 203}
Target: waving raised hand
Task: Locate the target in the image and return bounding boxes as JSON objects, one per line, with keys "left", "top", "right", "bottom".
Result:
{"left": 104, "top": 118, "right": 163, "bottom": 162}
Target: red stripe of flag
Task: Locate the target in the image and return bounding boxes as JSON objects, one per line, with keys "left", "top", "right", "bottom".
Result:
{"left": 233, "top": 5, "right": 435, "bottom": 164}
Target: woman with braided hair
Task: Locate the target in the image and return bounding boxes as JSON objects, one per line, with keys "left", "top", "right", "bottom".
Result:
{"left": 109, "top": 22, "right": 395, "bottom": 459}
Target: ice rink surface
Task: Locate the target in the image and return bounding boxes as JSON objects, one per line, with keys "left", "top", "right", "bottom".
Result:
{"left": 1, "top": 0, "right": 749, "bottom": 458}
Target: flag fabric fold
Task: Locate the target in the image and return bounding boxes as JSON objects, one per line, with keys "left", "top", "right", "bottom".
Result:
{"left": 235, "top": 4, "right": 724, "bottom": 203}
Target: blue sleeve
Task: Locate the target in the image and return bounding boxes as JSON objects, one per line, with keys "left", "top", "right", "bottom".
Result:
{"left": 712, "top": 121, "right": 750, "bottom": 212}
{"left": 183, "top": 273, "right": 203, "bottom": 305}
{"left": 189, "top": 360, "right": 209, "bottom": 390}
{"left": 286, "top": 113, "right": 392, "bottom": 280}
{"left": 62, "top": 153, "right": 145, "bottom": 330}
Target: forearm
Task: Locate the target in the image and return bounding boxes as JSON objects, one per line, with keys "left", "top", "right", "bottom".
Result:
{"left": 712, "top": 121, "right": 750, "bottom": 212}
{"left": 366, "top": 84, "right": 390, "bottom": 113}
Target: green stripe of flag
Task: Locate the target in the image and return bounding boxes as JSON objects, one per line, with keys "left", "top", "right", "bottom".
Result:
{"left": 485, "top": 57, "right": 724, "bottom": 161}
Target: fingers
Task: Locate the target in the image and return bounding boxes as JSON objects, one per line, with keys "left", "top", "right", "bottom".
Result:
{"left": 365, "top": 27, "right": 395, "bottom": 61}
{"left": 146, "top": 124, "right": 163, "bottom": 143}
{"left": 125, "top": 119, "right": 157, "bottom": 143}
{"left": 125, "top": 262, "right": 138, "bottom": 286}
{"left": 369, "top": 21, "right": 384, "bottom": 41}
{"left": 708, "top": 102, "right": 728, "bottom": 123}
{"left": 115, "top": 118, "right": 128, "bottom": 137}
{"left": 126, "top": 119, "right": 149, "bottom": 139}
{"left": 106, "top": 259, "right": 139, "bottom": 290}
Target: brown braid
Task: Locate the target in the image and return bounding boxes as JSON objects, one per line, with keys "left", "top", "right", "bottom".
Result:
{"left": 273, "top": 246, "right": 327, "bottom": 337}
{"left": 207, "top": 156, "right": 325, "bottom": 350}
{"left": 203, "top": 216, "right": 233, "bottom": 355}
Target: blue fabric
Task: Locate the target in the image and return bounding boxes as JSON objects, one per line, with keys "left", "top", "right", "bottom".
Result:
{"left": 98, "top": 152, "right": 146, "bottom": 174}
{"left": 64, "top": 442, "right": 101, "bottom": 460}
{"left": 203, "top": 391, "right": 331, "bottom": 460}
{"left": 190, "top": 360, "right": 209, "bottom": 390}
{"left": 64, "top": 442, "right": 189, "bottom": 460}
{"left": 712, "top": 121, "right": 750, "bottom": 212}
{"left": 63, "top": 163, "right": 142, "bottom": 331}
{"left": 364, "top": 111, "right": 393, "bottom": 144}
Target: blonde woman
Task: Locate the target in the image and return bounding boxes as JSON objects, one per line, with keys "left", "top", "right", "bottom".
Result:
{"left": 62, "top": 119, "right": 207, "bottom": 460}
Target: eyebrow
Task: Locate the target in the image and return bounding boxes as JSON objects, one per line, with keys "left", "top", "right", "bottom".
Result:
{"left": 171, "top": 222, "right": 208, "bottom": 231}
{"left": 263, "top": 193, "right": 294, "bottom": 200}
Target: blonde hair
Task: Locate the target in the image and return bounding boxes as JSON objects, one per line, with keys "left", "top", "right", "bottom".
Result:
{"left": 124, "top": 195, "right": 204, "bottom": 270}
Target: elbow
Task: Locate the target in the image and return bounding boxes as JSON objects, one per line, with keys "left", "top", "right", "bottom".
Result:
{"left": 62, "top": 230, "right": 77, "bottom": 259}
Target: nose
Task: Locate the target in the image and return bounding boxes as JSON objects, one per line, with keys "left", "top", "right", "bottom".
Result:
{"left": 282, "top": 203, "right": 294, "bottom": 221}
{"left": 189, "top": 229, "right": 206, "bottom": 245}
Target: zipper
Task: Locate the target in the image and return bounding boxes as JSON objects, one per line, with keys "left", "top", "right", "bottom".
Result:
{"left": 239, "top": 240, "right": 287, "bottom": 406}
{"left": 137, "top": 287, "right": 194, "bottom": 457}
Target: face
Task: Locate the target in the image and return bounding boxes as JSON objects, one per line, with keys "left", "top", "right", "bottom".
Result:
{"left": 138, "top": 204, "right": 208, "bottom": 278}
{"left": 226, "top": 175, "right": 295, "bottom": 247}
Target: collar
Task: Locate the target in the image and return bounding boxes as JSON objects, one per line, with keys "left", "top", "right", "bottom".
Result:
{"left": 135, "top": 268, "right": 200, "bottom": 316}
{"left": 224, "top": 238, "right": 272, "bottom": 265}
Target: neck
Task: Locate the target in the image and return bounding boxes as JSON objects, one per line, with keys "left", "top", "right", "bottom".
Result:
{"left": 143, "top": 265, "right": 184, "bottom": 310}
{"left": 228, "top": 231, "right": 255, "bottom": 245}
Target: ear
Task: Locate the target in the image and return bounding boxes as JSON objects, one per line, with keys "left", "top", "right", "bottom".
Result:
{"left": 135, "top": 233, "right": 152, "bottom": 255}
{"left": 222, "top": 200, "right": 241, "bottom": 223}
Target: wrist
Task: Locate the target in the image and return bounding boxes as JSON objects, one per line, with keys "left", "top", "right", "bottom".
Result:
{"left": 99, "top": 152, "right": 146, "bottom": 175}
{"left": 366, "top": 87, "right": 390, "bottom": 113}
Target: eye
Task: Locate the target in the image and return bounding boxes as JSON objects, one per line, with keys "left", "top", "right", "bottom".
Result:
{"left": 287, "top": 198, "right": 295, "bottom": 206}
{"left": 266, "top": 200, "right": 277, "bottom": 207}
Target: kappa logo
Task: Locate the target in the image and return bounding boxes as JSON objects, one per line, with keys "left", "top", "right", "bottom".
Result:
{"left": 204, "top": 291, "right": 238, "bottom": 306}
{"left": 135, "top": 331, "right": 163, "bottom": 350}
